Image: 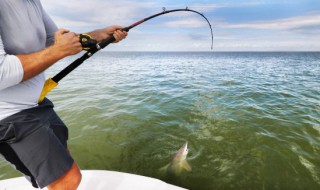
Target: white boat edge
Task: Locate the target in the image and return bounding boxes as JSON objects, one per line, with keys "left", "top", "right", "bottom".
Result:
{"left": 0, "top": 170, "right": 188, "bottom": 190}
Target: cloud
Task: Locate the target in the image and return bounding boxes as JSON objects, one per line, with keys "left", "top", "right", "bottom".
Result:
{"left": 161, "top": 1, "right": 267, "bottom": 12}
{"left": 163, "top": 17, "right": 209, "bottom": 28}
{"left": 219, "top": 12, "right": 320, "bottom": 32}
{"left": 43, "top": 0, "right": 264, "bottom": 26}
{"left": 43, "top": 0, "right": 158, "bottom": 28}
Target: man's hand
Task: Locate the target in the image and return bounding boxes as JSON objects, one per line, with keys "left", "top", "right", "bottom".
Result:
{"left": 53, "top": 29, "right": 82, "bottom": 57}
{"left": 17, "top": 29, "right": 83, "bottom": 81}
{"left": 88, "top": 25, "right": 128, "bottom": 43}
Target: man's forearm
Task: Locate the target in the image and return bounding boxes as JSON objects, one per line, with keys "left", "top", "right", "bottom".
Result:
{"left": 87, "top": 29, "right": 108, "bottom": 43}
{"left": 17, "top": 45, "right": 65, "bottom": 82}
{"left": 16, "top": 29, "right": 82, "bottom": 82}
{"left": 87, "top": 26, "right": 128, "bottom": 43}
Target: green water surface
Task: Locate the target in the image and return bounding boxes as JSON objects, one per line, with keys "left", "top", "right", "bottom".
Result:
{"left": 1, "top": 52, "right": 319, "bottom": 190}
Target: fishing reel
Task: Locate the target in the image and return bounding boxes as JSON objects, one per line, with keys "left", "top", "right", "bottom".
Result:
{"left": 78, "top": 34, "right": 97, "bottom": 50}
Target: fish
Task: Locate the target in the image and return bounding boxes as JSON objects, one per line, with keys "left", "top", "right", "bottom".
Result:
{"left": 160, "top": 142, "right": 192, "bottom": 175}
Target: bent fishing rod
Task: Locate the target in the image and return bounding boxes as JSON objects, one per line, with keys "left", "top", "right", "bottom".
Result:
{"left": 38, "top": 8, "right": 214, "bottom": 103}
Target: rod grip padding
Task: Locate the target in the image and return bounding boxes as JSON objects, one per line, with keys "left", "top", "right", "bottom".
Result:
{"left": 38, "top": 78, "right": 58, "bottom": 103}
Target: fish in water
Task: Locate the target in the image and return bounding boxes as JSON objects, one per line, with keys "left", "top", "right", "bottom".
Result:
{"left": 160, "top": 142, "right": 192, "bottom": 175}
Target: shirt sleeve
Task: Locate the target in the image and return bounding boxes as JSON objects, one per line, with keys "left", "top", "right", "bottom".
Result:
{"left": 0, "top": 34, "right": 24, "bottom": 91}
{"left": 42, "top": 8, "right": 58, "bottom": 47}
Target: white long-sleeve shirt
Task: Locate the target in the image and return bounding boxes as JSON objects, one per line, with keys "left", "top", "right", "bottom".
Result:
{"left": 0, "top": 0, "right": 58, "bottom": 120}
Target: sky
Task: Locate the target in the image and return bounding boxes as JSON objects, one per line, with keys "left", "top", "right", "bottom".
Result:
{"left": 42, "top": 0, "right": 320, "bottom": 52}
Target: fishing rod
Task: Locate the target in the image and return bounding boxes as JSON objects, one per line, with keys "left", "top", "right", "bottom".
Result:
{"left": 38, "top": 8, "right": 214, "bottom": 103}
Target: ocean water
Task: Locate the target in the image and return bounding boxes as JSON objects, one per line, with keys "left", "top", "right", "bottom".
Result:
{"left": 0, "top": 52, "right": 319, "bottom": 190}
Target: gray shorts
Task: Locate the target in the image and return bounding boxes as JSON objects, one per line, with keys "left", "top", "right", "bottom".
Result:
{"left": 0, "top": 98, "right": 74, "bottom": 188}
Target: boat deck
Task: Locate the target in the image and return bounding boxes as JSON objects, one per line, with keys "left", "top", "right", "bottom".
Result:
{"left": 0, "top": 170, "right": 187, "bottom": 190}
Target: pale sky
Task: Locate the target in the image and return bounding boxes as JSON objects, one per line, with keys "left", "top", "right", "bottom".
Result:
{"left": 42, "top": 0, "right": 320, "bottom": 52}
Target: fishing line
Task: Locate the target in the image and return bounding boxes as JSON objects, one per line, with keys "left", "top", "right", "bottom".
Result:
{"left": 38, "top": 8, "right": 214, "bottom": 102}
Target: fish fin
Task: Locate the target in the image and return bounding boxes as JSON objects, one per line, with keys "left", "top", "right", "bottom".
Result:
{"left": 182, "top": 160, "right": 192, "bottom": 172}
{"left": 159, "top": 164, "right": 170, "bottom": 172}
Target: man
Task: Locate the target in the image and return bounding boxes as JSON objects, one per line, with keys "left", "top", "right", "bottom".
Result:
{"left": 0, "top": 0, "right": 127, "bottom": 189}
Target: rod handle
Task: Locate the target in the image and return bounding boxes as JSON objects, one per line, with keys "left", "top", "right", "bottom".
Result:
{"left": 97, "top": 27, "right": 130, "bottom": 49}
